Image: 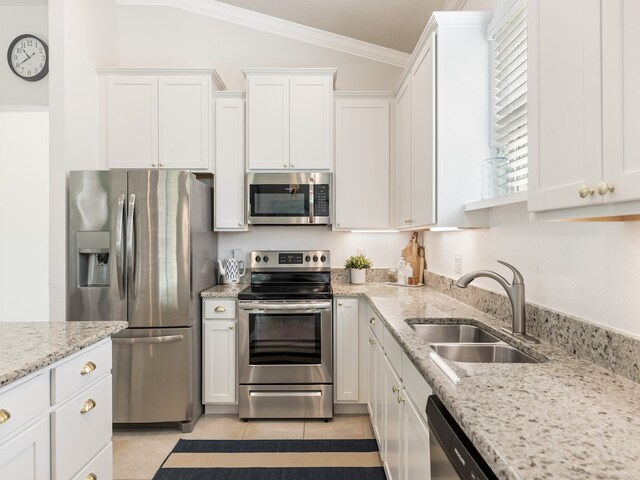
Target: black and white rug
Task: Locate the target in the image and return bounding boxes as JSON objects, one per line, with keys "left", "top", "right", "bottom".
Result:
{"left": 152, "top": 438, "right": 386, "bottom": 479}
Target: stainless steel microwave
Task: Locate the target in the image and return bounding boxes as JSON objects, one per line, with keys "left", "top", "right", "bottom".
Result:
{"left": 246, "top": 172, "right": 331, "bottom": 225}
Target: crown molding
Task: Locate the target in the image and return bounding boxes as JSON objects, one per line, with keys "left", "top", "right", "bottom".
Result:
{"left": 115, "top": 0, "right": 409, "bottom": 68}
{"left": 95, "top": 67, "right": 227, "bottom": 90}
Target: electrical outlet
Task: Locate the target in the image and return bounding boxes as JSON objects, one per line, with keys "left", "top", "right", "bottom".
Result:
{"left": 454, "top": 253, "right": 463, "bottom": 275}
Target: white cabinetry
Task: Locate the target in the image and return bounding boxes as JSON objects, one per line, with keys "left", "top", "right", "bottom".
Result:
{"left": 203, "top": 298, "right": 237, "bottom": 404}
{"left": 529, "top": 0, "right": 640, "bottom": 217}
{"left": 214, "top": 94, "right": 247, "bottom": 231}
{"left": 334, "top": 97, "right": 390, "bottom": 230}
{"left": 0, "top": 339, "right": 113, "bottom": 480}
{"left": 382, "top": 354, "right": 403, "bottom": 480}
{"left": 402, "top": 390, "right": 431, "bottom": 480}
{"left": 245, "top": 69, "right": 335, "bottom": 171}
{"left": 335, "top": 298, "right": 359, "bottom": 401}
{"left": 98, "top": 68, "right": 222, "bottom": 171}
{"left": 394, "top": 13, "right": 491, "bottom": 229}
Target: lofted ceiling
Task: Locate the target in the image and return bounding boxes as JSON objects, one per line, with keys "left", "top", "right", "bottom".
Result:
{"left": 213, "top": 0, "right": 448, "bottom": 53}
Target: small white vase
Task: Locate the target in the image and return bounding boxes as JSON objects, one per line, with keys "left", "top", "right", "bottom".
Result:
{"left": 350, "top": 268, "right": 366, "bottom": 284}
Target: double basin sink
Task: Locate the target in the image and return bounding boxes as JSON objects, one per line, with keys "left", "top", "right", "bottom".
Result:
{"left": 409, "top": 321, "right": 539, "bottom": 364}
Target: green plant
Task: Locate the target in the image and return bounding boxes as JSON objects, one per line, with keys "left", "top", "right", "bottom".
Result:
{"left": 344, "top": 254, "right": 373, "bottom": 270}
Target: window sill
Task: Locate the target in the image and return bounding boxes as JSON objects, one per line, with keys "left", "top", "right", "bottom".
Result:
{"left": 464, "top": 191, "right": 527, "bottom": 212}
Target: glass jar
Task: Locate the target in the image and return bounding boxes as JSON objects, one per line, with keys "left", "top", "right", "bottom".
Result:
{"left": 481, "top": 152, "right": 509, "bottom": 200}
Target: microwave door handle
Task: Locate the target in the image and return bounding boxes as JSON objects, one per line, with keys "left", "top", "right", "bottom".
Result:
{"left": 126, "top": 194, "right": 136, "bottom": 299}
{"left": 115, "top": 194, "right": 126, "bottom": 299}
{"left": 309, "top": 180, "right": 314, "bottom": 224}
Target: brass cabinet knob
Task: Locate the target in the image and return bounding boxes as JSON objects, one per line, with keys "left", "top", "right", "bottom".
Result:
{"left": 86, "top": 474, "right": 98, "bottom": 480}
{"left": 81, "top": 361, "right": 97, "bottom": 375}
{"left": 229, "top": 324, "right": 235, "bottom": 330}
{"left": 283, "top": 163, "right": 288, "bottom": 168}
{"left": 80, "top": 399, "right": 97, "bottom": 414}
{"left": 159, "top": 163, "right": 164, "bottom": 167}
{"left": 0, "top": 409, "right": 11, "bottom": 424}
{"left": 397, "top": 395, "right": 405, "bottom": 404}
{"left": 578, "top": 185, "right": 595, "bottom": 198}
{"left": 392, "top": 386, "right": 399, "bottom": 393}
{"left": 151, "top": 163, "right": 156, "bottom": 167}
{"left": 596, "top": 181, "right": 615, "bottom": 196}
{"left": 214, "top": 305, "right": 226, "bottom": 312}
{"left": 290, "top": 164, "right": 295, "bottom": 168}
{"left": 338, "top": 301, "right": 343, "bottom": 306}
{"left": 369, "top": 317, "right": 376, "bottom": 325}
{"left": 369, "top": 338, "right": 376, "bottom": 346}
{"left": 238, "top": 222, "right": 243, "bottom": 227}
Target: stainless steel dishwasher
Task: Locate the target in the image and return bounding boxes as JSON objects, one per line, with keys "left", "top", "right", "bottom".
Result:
{"left": 427, "top": 396, "right": 497, "bottom": 480}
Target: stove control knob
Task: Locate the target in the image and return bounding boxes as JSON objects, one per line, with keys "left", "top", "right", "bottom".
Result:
{"left": 305, "top": 255, "right": 311, "bottom": 262}
{"left": 320, "top": 255, "right": 326, "bottom": 263}
{"left": 313, "top": 255, "right": 319, "bottom": 262}
{"left": 263, "top": 255, "right": 269, "bottom": 263}
{"left": 255, "top": 255, "right": 261, "bottom": 263}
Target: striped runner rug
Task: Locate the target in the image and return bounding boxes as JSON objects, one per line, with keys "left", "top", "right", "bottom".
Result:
{"left": 152, "top": 439, "right": 386, "bottom": 480}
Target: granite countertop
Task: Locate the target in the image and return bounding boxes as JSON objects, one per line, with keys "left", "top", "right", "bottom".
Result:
{"left": 333, "top": 283, "right": 640, "bottom": 480}
{"left": 0, "top": 321, "right": 128, "bottom": 388}
{"left": 201, "top": 284, "right": 247, "bottom": 298}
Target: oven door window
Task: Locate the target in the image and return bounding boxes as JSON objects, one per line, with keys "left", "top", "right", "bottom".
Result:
{"left": 249, "top": 312, "right": 321, "bottom": 365}
{"left": 250, "top": 184, "right": 310, "bottom": 217}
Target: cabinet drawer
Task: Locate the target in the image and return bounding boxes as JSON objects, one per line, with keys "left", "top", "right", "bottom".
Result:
{"left": 366, "top": 305, "right": 384, "bottom": 342}
{"left": 203, "top": 299, "right": 236, "bottom": 319}
{"left": 0, "top": 372, "right": 49, "bottom": 442}
{"left": 383, "top": 327, "right": 402, "bottom": 378}
{"left": 70, "top": 442, "right": 112, "bottom": 480}
{"left": 52, "top": 375, "right": 112, "bottom": 480}
{"left": 51, "top": 340, "right": 112, "bottom": 405}
{"left": 401, "top": 352, "right": 432, "bottom": 425}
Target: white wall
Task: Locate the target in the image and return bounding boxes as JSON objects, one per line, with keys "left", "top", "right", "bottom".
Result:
{"left": 219, "top": 229, "right": 410, "bottom": 269}
{"left": 0, "top": 5, "right": 48, "bottom": 106}
{"left": 426, "top": 203, "right": 640, "bottom": 337}
{"left": 0, "top": 111, "right": 49, "bottom": 321}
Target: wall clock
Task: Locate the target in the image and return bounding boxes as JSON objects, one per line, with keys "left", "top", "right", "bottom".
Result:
{"left": 7, "top": 34, "right": 49, "bottom": 82}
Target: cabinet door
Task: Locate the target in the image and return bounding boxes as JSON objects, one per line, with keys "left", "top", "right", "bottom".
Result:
{"left": 106, "top": 76, "right": 158, "bottom": 169}
{"left": 373, "top": 339, "right": 385, "bottom": 458}
{"left": 335, "top": 298, "right": 359, "bottom": 401}
{"left": 290, "top": 76, "right": 333, "bottom": 170}
{"left": 214, "top": 98, "right": 246, "bottom": 230}
{"left": 247, "top": 76, "right": 290, "bottom": 169}
{"left": 410, "top": 32, "right": 437, "bottom": 226}
{"left": 203, "top": 320, "right": 236, "bottom": 404}
{"left": 528, "top": 0, "right": 603, "bottom": 211}
{"left": 396, "top": 79, "right": 412, "bottom": 228}
{"left": 367, "top": 330, "right": 382, "bottom": 444}
{"left": 335, "top": 99, "right": 390, "bottom": 229}
{"left": 159, "top": 76, "right": 211, "bottom": 170}
{"left": 403, "top": 393, "right": 431, "bottom": 480}
{"left": 602, "top": 0, "right": 640, "bottom": 203}
{"left": 383, "top": 355, "right": 403, "bottom": 480}
{"left": 0, "top": 418, "right": 49, "bottom": 480}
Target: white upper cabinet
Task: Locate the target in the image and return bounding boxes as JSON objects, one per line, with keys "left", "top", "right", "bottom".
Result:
{"left": 214, "top": 94, "right": 247, "bottom": 231}
{"left": 98, "top": 68, "right": 221, "bottom": 171}
{"left": 335, "top": 97, "right": 390, "bottom": 230}
{"left": 393, "top": 13, "right": 491, "bottom": 229}
{"left": 245, "top": 69, "right": 335, "bottom": 171}
{"left": 529, "top": 0, "right": 640, "bottom": 217}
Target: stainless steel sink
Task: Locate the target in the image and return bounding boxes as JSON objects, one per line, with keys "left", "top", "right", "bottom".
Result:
{"left": 409, "top": 323, "right": 500, "bottom": 343}
{"left": 430, "top": 344, "right": 539, "bottom": 364}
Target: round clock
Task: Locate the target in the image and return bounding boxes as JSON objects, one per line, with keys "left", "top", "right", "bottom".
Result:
{"left": 7, "top": 34, "right": 49, "bottom": 82}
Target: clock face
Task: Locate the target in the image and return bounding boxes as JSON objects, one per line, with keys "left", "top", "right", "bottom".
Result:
{"left": 7, "top": 34, "right": 48, "bottom": 82}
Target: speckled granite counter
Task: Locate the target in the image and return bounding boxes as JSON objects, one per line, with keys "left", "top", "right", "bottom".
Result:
{"left": 334, "top": 283, "right": 640, "bottom": 480}
{"left": 0, "top": 321, "right": 128, "bottom": 388}
{"left": 201, "top": 284, "right": 247, "bottom": 298}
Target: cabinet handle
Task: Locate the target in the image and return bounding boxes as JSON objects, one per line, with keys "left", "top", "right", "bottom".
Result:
{"left": 215, "top": 305, "right": 226, "bottom": 313}
{"left": 392, "top": 386, "right": 399, "bottom": 393}
{"left": 290, "top": 164, "right": 295, "bottom": 168}
{"left": 397, "top": 395, "right": 405, "bottom": 404}
{"left": 596, "top": 181, "right": 615, "bottom": 196}
{"left": 578, "top": 185, "right": 595, "bottom": 198}
{"left": 80, "top": 399, "right": 97, "bottom": 414}
{"left": 283, "top": 163, "right": 288, "bottom": 168}
{"left": 80, "top": 361, "right": 97, "bottom": 375}
{"left": 229, "top": 324, "right": 235, "bottom": 330}
{"left": 369, "top": 338, "right": 377, "bottom": 346}
{"left": 238, "top": 222, "right": 243, "bottom": 227}
{"left": 151, "top": 163, "right": 156, "bottom": 167}
{"left": 159, "top": 163, "right": 164, "bottom": 167}
{"left": 369, "top": 317, "right": 376, "bottom": 325}
{"left": 338, "top": 301, "right": 343, "bottom": 306}
{"left": 86, "top": 474, "right": 97, "bottom": 480}
{"left": 0, "top": 409, "right": 10, "bottom": 424}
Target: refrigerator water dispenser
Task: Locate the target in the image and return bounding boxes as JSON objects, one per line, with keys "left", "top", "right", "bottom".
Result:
{"left": 77, "top": 231, "right": 110, "bottom": 287}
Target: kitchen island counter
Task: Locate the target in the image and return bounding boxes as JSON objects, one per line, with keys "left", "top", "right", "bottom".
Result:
{"left": 0, "top": 321, "right": 128, "bottom": 388}
{"left": 334, "top": 282, "right": 640, "bottom": 480}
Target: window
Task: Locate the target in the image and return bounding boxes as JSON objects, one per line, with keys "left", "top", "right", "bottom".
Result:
{"left": 489, "top": 0, "right": 528, "bottom": 194}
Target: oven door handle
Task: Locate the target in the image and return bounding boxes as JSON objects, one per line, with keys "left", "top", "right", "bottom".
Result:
{"left": 239, "top": 302, "right": 332, "bottom": 311}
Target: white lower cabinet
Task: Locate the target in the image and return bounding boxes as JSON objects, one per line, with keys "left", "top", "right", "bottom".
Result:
{"left": 0, "top": 418, "right": 49, "bottom": 480}
{"left": 71, "top": 443, "right": 112, "bottom": 480}
{"left": 335, "top": 298, "right": 360, "bottom": 401}
{"left": 203, "top": 298, "right": 238, "bottom": 405}
{"left": 403, "top": 391, "right": 431, "bottom": 480}
{"left": 383, "top": 355, "right": 403, "bottom": 480}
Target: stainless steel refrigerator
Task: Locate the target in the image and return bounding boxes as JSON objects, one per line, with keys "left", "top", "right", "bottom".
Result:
{"left": 67, "top": 170, "right": 217, "bottom": 432}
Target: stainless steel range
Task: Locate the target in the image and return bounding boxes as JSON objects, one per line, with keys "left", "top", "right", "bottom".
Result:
{"left": 238, "top": 250, "right": 333, "bottom": 420}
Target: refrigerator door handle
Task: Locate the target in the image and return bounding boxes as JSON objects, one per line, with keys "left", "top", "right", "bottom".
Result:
{"left": 115, "top": 194, "right": 126, "bottom": 299}
{"left": 113, "top": 334, "right": 184, "bottom": 345}
{"left": 126, "top": 193, "right": 136, "bottom": 299}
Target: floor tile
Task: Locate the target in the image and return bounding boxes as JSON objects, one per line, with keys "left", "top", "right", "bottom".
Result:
{"left": 362, "top": 417, "right": 376, "bottom": 439}
{"left": 183, "top": 414, "right": 247, "bottom": 440}
{"left": 304, "top": 414, "right": 366, "bottom": 439}
{"left": 242, "top": 419, "right": 305, "bottom": 439}
{"left": 113, "top": 430, "right": 180, "bottom": 480}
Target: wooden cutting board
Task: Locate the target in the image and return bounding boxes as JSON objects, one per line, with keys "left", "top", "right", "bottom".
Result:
{"left": 402, "top": 232, "right": 425, "bottom": 284}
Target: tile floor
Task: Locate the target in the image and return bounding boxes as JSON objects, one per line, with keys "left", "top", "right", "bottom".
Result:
{"left": 113, "top": 414, "right": 376, "bottom": 480}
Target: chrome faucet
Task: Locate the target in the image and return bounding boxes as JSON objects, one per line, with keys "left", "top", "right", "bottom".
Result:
{"left": 455, "top": 261, "right": 539, "bottom": 343}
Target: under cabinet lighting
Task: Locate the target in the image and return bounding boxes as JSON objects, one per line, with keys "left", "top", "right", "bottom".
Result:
{"left": 350, "top": 230, "right": 400, "bottom": 233}
{"left": 429, "top": 227, "right": 461, "bottom": 232}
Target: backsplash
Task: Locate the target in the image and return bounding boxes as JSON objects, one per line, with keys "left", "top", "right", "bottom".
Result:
{"left": 331, "top": 268, "right": 390, "bottom": 284}
{"left": 425, "top": 272, "right": 640, "bottom": 384}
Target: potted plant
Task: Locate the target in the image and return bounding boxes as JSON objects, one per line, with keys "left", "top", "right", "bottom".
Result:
{"left": 344, "top": 254, "right": 372, "bottom": 284}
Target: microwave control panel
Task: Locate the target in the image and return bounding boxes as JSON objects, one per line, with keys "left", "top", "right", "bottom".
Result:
{"left": 314, "top": 185, "right": 330, "bottom": 217}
